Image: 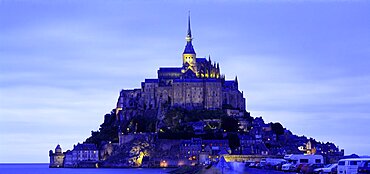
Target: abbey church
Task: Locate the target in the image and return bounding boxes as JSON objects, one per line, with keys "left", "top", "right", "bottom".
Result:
{"left": 116, "top": 15, "right": 246, "bottom": 122}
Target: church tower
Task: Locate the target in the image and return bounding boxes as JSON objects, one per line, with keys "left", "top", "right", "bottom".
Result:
{"left": 182, "top": 14, "right": 197, "bottom": 74}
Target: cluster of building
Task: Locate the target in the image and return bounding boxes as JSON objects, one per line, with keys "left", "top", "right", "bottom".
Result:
{"left": 49, "top": 15, "right": 344, "bottom": 168}
{"left": 115, "top": 15, "right": 245, "bottom": 129}
{"left": 49, "top": 143, "right": 101, "bottom": 168}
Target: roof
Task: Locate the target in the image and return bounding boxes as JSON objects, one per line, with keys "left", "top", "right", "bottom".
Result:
{"left": 218, "top": 149, "right": 229, "bottom": 155}
{"left": 73, "top": 143, "right": 98, "bottom": 151}
{"left": 173, "top": 78, "right": 221, "bottom": 83}
{"left": 55, "top": 144, "right": 61, "bottom": 149}
{"left": 158, "top": 67, "right": 182, "bottom": 73}
{"left": 144, "top": 79, "right": 159, "bottom": 83}
{"left": 183, "top": 41, "right": 196, "bottom": 54}
{"left": 196, "top": 58, "right": 207, "bottom": 63}
{"left": 224, "top": 81, "right": 237, "bottom": 88}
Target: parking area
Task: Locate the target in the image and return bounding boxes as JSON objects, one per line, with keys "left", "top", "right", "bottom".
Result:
{"left": 244, "top": 168, "right": 295, "bottom": 174}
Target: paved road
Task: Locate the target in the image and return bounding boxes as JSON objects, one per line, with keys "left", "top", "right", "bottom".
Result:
{"left": 199, "top": 167, "right": 295, "bottom": 174}
{"left": 244, "top": 168, "right": 295, "bottom": 174}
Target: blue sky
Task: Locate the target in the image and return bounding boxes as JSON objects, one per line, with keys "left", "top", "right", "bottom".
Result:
{"left": 0, "top": 0, "right": 370, "bottom": 162}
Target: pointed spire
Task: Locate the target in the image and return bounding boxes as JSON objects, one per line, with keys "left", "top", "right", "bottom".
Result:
{"left": 235, "top": 76, "right": 238, "bottom": 83}
{"left": 208, "top": 55, "right": 211, "bottom": 62}
{"left": 183, "top": 11, "right": 195, "bottom": 54}
{"left": 187, "top": 11, "right": 192, "bottom": 38}
{"left": 217, "top": 63, "right": 219, "bottom": 69}
{"left": 186, "top": 11, "right": 192, "bottom": 42}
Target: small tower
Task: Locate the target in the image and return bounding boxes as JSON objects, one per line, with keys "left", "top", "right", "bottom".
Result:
{"left": 49, "top": 144, "right": 65, "bottom": 168}
{"left": 182, "top": 12, "right": 197, "bottom": 74}
{"left": 55, "top": 144, "right": 62, "bottom": 153}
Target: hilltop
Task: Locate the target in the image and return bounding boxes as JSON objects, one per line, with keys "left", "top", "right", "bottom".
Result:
{"left": 49, "top": 15, "right": 344, "bottom": 168}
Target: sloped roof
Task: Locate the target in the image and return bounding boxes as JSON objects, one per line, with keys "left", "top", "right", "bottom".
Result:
{"left": 183, "top": 41, "right": 196, "bottom": 54}
{"left": 158, "top": 67, "right": 182, "bottom": 73}
{"left": 73, "top": 143, "right": 97, "bottom": 151}
{"left": 144, "top": 79, "right": 159, "bottom": 83}
{"left": 196, "top": 58, "right": 207, "bottom": 63}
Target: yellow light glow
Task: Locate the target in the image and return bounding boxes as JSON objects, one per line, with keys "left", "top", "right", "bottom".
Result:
{"left": 136, "top": 152, "right": 145, "bottom": 166}
{"left": 178, "top": 160, "right": 185, "bottom": 166}
{"left": 160, "top": 160, "right": 168, "bottom": 167}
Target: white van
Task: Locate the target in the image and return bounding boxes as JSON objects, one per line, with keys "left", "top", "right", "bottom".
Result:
{"left": 260, "top": 158, "right": 286, "bottom": 169}
{"left": 337, "top": 158, "right": 370, "bottom": 174}
{"left": 281, "top": 154, "right": 324, "bottom": 171}
{"left": 260, "top": 158, "right": 286, "bottom": 166}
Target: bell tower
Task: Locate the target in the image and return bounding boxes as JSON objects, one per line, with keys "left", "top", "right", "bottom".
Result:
{"left": 182, "top": 13, "right": 197, "bottom": 74}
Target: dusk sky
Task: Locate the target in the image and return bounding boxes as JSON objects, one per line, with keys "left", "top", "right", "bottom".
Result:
{"left": 1, "top": 0, "right": 370, "bottom": 162}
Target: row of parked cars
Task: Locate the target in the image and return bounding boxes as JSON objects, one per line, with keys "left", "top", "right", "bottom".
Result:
{"left": 247, "top": 160, "right": 333, "bottom": 173}
{"left": 247, "top": 158, "right": 287, "bottom": 171}
{"left": 246, "top": 154, "right": 370, "bottom": 174}
{"left": 282, "top": 162, "right": 334, "bottom": 173}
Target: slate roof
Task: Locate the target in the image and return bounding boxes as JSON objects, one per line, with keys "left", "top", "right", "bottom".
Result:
{"left": 196, "top": 58, "right": 207, "bottom": 63}
{"left": 144, "top": 79, "right": 159, "bottom": 83}
{"left": 158, "top": 67, "right": 182, "bottom": 73}
{"left": 183, "top": 41, "right": 196, "bottom": 54}
{"left": 73, "top": 143, "right": 98, "bottom": 151}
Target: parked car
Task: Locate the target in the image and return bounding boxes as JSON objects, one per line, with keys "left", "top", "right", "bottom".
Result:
{"left": 313, "top": 163, "right": 337, "bottom": 174}
{"left": 260, "top": 158, "right": 287, "bottom": 170}
{"left": 244, "top": 161, "right": 252, "bottom": 168}
{"left": 338, "top": 158, "right": 370, "bottom": 174}
{"left": 300, "top": 163, "right": 324, "bottom": 174}
{"left": 282, "top": 163, "right": 294, "bottom": 171}
{"left": 358, "top": 160, "right": 370, "bottom": 174}
{"left": 249, "top": 162, "right": 257, "bottom": 168}
{"left": 294, "top": 163, "right": 307, "bottom": 172}
{"left": 255, "top": 162, "right": 262, "bottom": 168}
{"left": 274, "top": 162, "right": 285, "bottom": 171}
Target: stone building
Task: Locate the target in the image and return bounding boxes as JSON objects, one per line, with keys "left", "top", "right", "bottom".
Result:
{"left": 63, "top": 150, "right": 74, "bottom": 167}
{"left": 116, "top": 15, "right": 246, "bottom": 122}
{"left": 71, "top": 143, "right": 99, "bottom": 162}
{"left": 180, "top": 138, "right": 230, "bottom": 165}
{"left": 49, "top": 144, "right": 65, "bottom": 168}
{"left": 50, "top": 143, "right": 99, "bottom": 168}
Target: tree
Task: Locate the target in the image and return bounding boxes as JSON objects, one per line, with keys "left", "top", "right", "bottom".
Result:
{"left": 271, "top": 122, "right": 284, "bottom": 135}
{"left": 85, "top": 109, "right": 119, "bottom": 145}
{"left": 221, "top": 116, "right": 239, "bottom": 132}
{"left": 227, "top": 133, "right": 240, "bottom": 151}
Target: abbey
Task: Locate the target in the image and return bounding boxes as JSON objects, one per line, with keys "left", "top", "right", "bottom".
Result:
{"left": 49, "top": 15, "right": 344, "bottom": 169}
{"left": 116, "top": 16, "right": 246, "bottom": 120}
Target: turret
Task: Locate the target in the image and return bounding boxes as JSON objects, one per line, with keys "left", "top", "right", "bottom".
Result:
{"left": 55, "top": 144, "right": 62, "bottom": 153}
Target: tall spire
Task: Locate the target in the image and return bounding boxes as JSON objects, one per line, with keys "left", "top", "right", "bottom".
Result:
{"left": 186, "top": 11, "right": 193, "bottom": 42}
{"left": 187, "top": 11, "right": 192, "bottom": 38}
{"left": 183, "top": 11, "right": 195, "bottom": 54}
